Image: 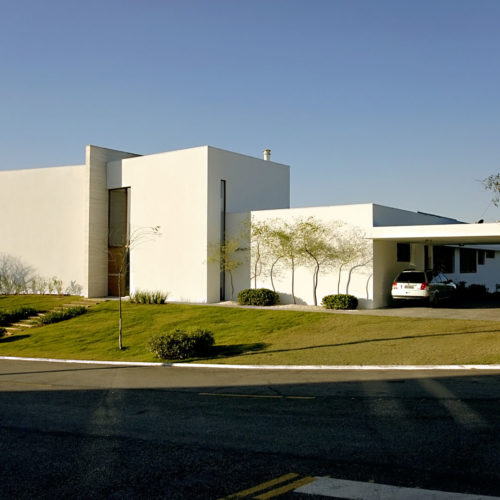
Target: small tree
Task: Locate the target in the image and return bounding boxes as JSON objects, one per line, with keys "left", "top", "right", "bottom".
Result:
{"left": 208, "top": 235, "right": 246, "bottom": 300}
{"left": 335, "top": 228, "right": 367, "bottom": 294}
{"left": 295, "top": 217, "right": 340, "bottom": 306}
{"left": 258, "top": 219, "right": 287, "bottom": 293}
{"left": 249, "top": 218, "right": 269, "bottom": 289}
{"left": 110, "top": 225, "right": 161, "bottom": 350}
{"left": 483, "top": 173, "right": 500, "bottom": 207}
{"left": 0, "top": 254, "right": 34, "bottom": 295}
{"left": 345, "top": 237, "right": 373, "bottom": 294}
{"left": 274, "top": 220, "right": 306, "bottom": 305}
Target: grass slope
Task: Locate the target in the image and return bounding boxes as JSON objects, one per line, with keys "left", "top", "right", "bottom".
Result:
{"left": 1, "top": 299, "right": 500, "bottom": 365}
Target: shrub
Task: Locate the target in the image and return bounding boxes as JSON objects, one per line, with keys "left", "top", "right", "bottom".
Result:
{"left": 322, "top": 294, "right": 358, "bottom": 310}
{"left": 0, "top": 306, "right": 38, "bottom": 326}
{"left": 0, "top": 327, "right": 6, "bottom": 337}
{"left": 149, "top": 329, "right": 215, "bottom": 360}
{"left": 237, "top": 288, "right": 280, "bottom": 306}
{"left": 467, "top": 284, "right": 488, "bottom": 298}
{"left": 65, "top": 280, "right": 83, "bottom": 296}
{"left": 38, "top": 306, "right": 87, "bottom": 325}
{"left": 131, "top": 290, "right": 168, "bottom": 304}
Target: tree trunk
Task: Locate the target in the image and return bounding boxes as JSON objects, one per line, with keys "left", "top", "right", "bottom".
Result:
{"left": 118, "top": 272, "right": 123, "bottom": 351}
{"left": 337, "top": 264, "right": 345, "bottom": 294}
{"left": 346, "top": 264, "right": 362, "bottom": 294}
{"left": 229, "top": 271, "right": 234, "bottom": 300}
{"left": 291, "top": 258, "right": 296, "bottom": 304}
{"left": 313, "top": 265, "right": 319, "bottom": 306}
{"left": 306, "top": 250, "right": 320, "bottom": 306}
{"left": 270, "top": 257, "right": 281, "bottom": 292}
{"left": 253, "top": 243, "right": 260, "bottom": 289}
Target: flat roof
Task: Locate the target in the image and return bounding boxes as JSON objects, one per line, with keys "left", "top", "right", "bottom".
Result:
{"left": 370, "top": 222, "right": 500, "bottom": 245}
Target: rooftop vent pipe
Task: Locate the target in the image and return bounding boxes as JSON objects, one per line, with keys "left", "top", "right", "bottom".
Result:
{"left": 263, "top": 149, "right": 271, "bottom": 161}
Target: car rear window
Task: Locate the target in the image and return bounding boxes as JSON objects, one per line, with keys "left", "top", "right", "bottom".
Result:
{"left": 395, "top": 272, "right": 427, "bottom": 283}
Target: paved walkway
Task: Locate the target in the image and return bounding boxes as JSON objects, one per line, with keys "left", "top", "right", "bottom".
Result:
{"left": 211, "top": 301, "right": 500, "bottom": 321}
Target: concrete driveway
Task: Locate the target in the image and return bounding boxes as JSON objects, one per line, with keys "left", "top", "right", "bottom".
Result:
{"left": 213, "top": 301, "right": 500, "bottom": 321}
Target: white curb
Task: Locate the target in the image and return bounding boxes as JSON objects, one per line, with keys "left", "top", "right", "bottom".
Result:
{"left": 1, "top": 356, "right": 500, "bottom": 370}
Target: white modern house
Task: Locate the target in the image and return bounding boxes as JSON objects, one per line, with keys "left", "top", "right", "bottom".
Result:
{"left": 1, "top": 144, "right": 499, "bottom": 308}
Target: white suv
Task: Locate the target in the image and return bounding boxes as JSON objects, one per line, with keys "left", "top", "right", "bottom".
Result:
{"left": 391, "top": 270, "right": 456, "bottom": 306}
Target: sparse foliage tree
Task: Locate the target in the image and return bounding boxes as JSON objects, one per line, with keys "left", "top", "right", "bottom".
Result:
{"left": 208, "top": 235, "right": 246, "bottom": 300}
{"left": 258, "top": 219, "right": 287, "bottom": 293}
{"left": 110, "top": 225, "right": 161, "bottom": 350}
{"left": 0, "top": 254, "right": 34, "bottom": 295}
{"left": 483, "top": 173, "right": 500, "bottom": 207}
{"left": 273, "top": 220, "right": 306, "bottom": 305}
{"left": 345, "top": 237, "right": 373, "bottom": 294}
{"left": 249, "top": 218, "right": 269, "bottom": 288}
{"left": 295, "top": 217, "right": 340, "bottom": 306}
{"left": 335, "top": 228, "right": 368, "bottom": 294}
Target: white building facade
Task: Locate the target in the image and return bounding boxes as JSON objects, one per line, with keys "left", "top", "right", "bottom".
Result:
{"left": 1, "top": 144, "right": 499, "bottom": 308}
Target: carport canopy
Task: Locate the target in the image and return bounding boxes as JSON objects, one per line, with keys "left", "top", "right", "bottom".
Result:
{"left": 369, "top": 222, "right": 500, "bottom": 246}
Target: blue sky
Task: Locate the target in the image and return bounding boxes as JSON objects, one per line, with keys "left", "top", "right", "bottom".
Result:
{"left": 1, "top": 0, "right": 500, "bottom": 222}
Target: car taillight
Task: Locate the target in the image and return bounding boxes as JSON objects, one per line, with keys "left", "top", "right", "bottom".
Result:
{"left": 421, "top": 282, "right": 429, "bottom": 290}
{"left": 392, "top": 282, "right": 398, "bottom": 289}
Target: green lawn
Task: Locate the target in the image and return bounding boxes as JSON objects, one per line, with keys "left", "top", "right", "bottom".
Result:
{"left": 1, "top": 297, "right": 500, "bottom": 365}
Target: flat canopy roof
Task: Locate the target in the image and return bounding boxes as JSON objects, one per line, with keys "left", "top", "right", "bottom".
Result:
{"left": 370, "top": 222, "right": 500, "bottom": 246}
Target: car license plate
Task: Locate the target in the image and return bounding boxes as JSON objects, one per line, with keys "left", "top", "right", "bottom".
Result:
{"left": 404, "top": 284, "right": 415, "bottom": 289}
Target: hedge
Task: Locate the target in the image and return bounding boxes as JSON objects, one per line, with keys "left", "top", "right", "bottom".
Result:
{"left": 322, "top": 294, "right": 358, "bottom": 310}
{"left": 149, "top": 329, "right": 215, "bottom": 360}
{"left": 237, "top": 288, "right": 280, "bottom": 306}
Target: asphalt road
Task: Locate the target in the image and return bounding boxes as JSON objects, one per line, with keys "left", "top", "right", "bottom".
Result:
{"left": 1, "top": 360, "right": 500, "bottom": 499}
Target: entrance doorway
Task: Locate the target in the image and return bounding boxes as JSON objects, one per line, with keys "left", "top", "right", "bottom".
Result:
{"left": 108, "top": 188, "right": 129, "bottom": 296}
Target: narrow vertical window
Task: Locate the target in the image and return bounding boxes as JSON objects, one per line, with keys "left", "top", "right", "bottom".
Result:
{"left": 108, "top": 188, "right": 129, "bottom": 296}
{"left": 220, "top": 180, "right": 226, "bottom": 300}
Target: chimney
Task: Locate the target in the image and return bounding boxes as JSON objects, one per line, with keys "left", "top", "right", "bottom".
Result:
{"left": 263, "top": 149, "right": 271, "bottom": 161}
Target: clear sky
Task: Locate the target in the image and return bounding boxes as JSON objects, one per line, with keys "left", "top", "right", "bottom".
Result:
{"left": 1, "top": 0, "right": 500, "bottom": 223}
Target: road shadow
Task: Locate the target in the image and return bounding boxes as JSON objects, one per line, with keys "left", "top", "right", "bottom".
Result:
{"left": 0, "top": 371, "right": 499, "bottom": 497}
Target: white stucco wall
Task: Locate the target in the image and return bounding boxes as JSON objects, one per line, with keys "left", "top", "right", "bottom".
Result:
{"left": 206, "top": 147, "right": 290, "bottom": 302}
{"left": 107, "top": 146, "right": 290, "bottom": 303}
{"left": 0, "top": 164, "right": 88, "bottom": 292}
{"left": 229, "top": 204, "right": 376, "bottom": 307}
{"left": 108, "top": 147, "right": 209, "bottom": 302}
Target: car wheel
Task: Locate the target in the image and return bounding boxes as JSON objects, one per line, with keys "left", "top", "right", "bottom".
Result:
{"left": 430, "top": 292, "right": 440, "bottom": 308}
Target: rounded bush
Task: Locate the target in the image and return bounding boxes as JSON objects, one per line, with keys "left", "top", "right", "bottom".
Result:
{"left": 322, "top": 294, "right": 358, "bottom": 310}
{"left": 149, "top": 328, "right": 215, "bottom": 360}
{"left": 0, "top": 326, "right": 6, "bottom": 338}
{"left": 237, "top": 288, "right": 280, "bottom": 306}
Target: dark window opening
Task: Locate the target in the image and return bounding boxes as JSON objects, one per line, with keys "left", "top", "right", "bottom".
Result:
{"left": 478, "top": 250, "right": 485, "bottom": 265}
{"left": 460, "top": 248, "right": 477, "bottom": 274}
{"left": 433, "top": 246, "right": 455, "bottom": 274}
{"left": 220, "top": 180, "right": 226, "bottom": 301}
{"left": 108, "top": 188, "right": 129, "bottom": 296}
{"left": 397, "top": 243, "right": 411, "bottom": 262}
{"left": 486, "top": 250, "right": 495, "bottom": 259}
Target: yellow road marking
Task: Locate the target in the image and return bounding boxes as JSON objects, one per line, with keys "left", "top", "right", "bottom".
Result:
{"left": 254, "top": 476, "right": 315, "bottom": 499}
{"left": 218, "top": 472, "right": 299, "bottom": 499}
{"left": 199, "top": 392, "right": 315, "bottom": 400}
